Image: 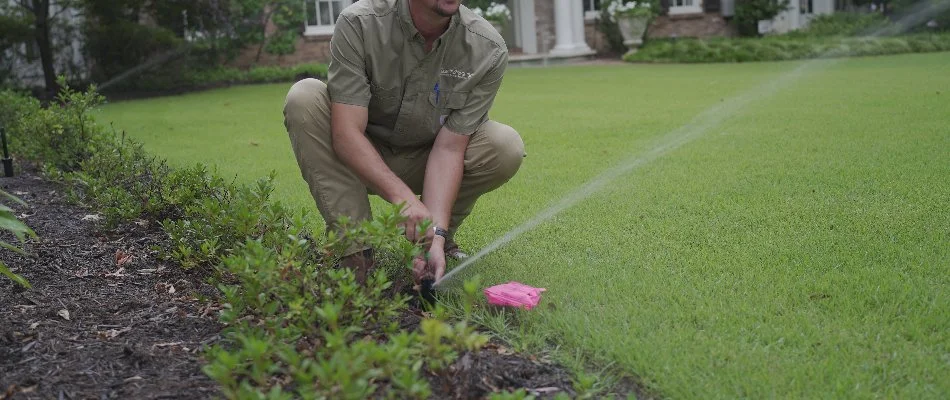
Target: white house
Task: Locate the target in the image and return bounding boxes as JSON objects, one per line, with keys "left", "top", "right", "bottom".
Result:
{"left": 764, "top": 0, "right": 836, "bottom": 34}
{"left": 253, "top": 0, "right": 837, "bottom": 68}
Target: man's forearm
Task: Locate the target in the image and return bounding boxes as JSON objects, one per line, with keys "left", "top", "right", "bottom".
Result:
{"left": 422, "top": 129, "right": 468, "bottom": 230}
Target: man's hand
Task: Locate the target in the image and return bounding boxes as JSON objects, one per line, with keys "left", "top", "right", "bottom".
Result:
{"left": 399, "top": 198, "right": 432, "bottom": 243}
{"left": 413, "top": 236, "right": 446, "bottom": 283}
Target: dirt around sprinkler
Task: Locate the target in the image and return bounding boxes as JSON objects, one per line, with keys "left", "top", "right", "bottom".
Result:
{"left": 0, "top": 170, "right": 635, "bottom": 399}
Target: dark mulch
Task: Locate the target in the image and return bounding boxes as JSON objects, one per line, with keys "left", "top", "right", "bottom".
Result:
{"left": 0, "top": 173, "right": 221, "bottom": 399}
{"left": 396, "top": 311, "right": 584, "bottom": 399}
{"left": 0, "top": 170, "right": 639, "bottom": 400}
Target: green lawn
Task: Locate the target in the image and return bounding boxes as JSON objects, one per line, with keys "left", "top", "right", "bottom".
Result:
{"left": 97, "top": 52, "right": 950, "bottom": 399}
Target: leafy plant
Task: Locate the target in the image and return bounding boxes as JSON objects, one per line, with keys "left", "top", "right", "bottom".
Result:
{"left": 596, "top": 1, "right": 633, "bottom": 54}
{"left": 0, "top": 190, "right": 36, "bottom": 288}
{"left": 624, "top": 32, "right": 950, "bottom": 62}
{"left": 793, "top": 12, "right": 892, "bottom": 37}
{"left": 472, "top": 2, "right": 512, "bottom": 24}
{"left": 7, "top": 76, "right": 106, "bottom": 172}
{"left": 603, "top": 0, "right": 659, "bottom": 21}
{"left": 202, "top": 207, "right": 490, "bottom": 398}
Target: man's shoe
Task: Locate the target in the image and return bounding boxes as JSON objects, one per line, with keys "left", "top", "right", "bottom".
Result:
{"left": 443, "top": 240, "right": 469, "bottom": 261}
{"left": 339, "top": 248, "right": 375, "bottom": 284}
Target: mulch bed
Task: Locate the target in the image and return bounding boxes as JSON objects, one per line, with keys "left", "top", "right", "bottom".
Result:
{"left": 0, "top": 171, "right": 637, "bottom": 399}
{"left": 0, "top": 173, "right": 221, "bottom": 399}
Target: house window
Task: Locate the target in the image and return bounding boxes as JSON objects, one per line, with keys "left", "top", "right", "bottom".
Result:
{"left": 800, "top": 0, "right": 813, "bottom": 14}
{"left": 305, "top": 0, "right": 350, "bottom": 36}
{"left": 24, "top": 40, "right": 39, "bottom": 62}
{"left": 669, "top": 0, "right": 703, "bottom": 15}
{"left": 583, "top": 0, "right": 601, "bottom": 20}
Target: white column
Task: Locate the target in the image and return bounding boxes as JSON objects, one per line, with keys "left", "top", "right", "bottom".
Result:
{"left": 550, "top": 0, "right": 575, "bottom": 55}
{"left": 572, "top": 0, "right": 592, "bottom": 52}
{"left": 515, "top": 0, "right": 537, "bottom": 54}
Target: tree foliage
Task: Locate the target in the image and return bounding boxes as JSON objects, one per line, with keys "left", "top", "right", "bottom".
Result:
{"left": 2, "top": 0, "right": 309, "bottom": 91}
{"left": 0, "top": 0, "right": 84, "bottom": 95}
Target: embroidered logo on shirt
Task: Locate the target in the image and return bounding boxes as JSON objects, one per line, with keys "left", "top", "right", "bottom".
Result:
{"left": 440, "top": 68, "right": 474, "bottom": 80}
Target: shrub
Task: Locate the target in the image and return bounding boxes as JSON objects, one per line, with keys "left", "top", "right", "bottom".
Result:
{"left": 625, "top": 33, "right": 950, "bottom": 63}
{"left": 160, "top": 172, "right": 309, "bottom": 270}
{"left": 0, "top": 88, "right": 39, "bottom": 131}
{"left": 5, "top": 76, "right": 107, "bottom": 172}
{"left": 202, "top": 213, "right": 488, "bottom": 398}
{"left": 794, "top": 12, "right": 892, "bottom": 37}
{"left": 103, "top": 62, "right": 329, "bottom": 96}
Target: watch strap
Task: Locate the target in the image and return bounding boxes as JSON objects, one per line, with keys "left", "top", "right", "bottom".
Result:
{"left": 433, "top": 226, "right": 449, "bottom": 238}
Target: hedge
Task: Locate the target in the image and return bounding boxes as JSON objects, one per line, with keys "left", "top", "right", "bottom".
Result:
{"left": 103, "top": 63, "right": 328, "bottom": 96}
{"left": 624, "top": 33, "right": 950, "bottom": 63}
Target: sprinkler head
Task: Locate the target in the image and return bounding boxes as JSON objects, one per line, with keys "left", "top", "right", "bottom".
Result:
{"left": 419, "top": 278, "right": 436, "bottom": 308}
{"left": 0, "top": 126, "right": 11, "bottom": 177}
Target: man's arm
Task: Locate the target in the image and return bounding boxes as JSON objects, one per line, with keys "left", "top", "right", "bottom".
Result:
{"left": 331, "top": 103, "right": 432, "bottom": 241}
{"left": 417, "top": 126, "right": 469, "bottom": 281}
{"left": 421, "top": 126, "right": 469, "bottom": 233}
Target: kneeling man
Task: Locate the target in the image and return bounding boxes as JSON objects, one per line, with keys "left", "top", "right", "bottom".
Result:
{"left": 283, "top": 0, "right": 525, "bottom": 284}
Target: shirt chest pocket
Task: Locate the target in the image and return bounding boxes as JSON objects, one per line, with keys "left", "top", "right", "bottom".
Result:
{"left": 367, "top": 84, "right": 402, "bottom": 129}
{"left": 427, "top": 90, "right": 468, "bottom": 132}
{"left": 393, "top": 89, "right": 469, "bottom": 147}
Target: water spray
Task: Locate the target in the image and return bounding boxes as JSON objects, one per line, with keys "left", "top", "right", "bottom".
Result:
{"left": 432, "top": 0, "right": 950, "bottom": 290}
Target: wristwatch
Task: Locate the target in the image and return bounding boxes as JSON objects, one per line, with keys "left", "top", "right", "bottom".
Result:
{"left": 433, "top": 226, "right": 449, "bottom": 239}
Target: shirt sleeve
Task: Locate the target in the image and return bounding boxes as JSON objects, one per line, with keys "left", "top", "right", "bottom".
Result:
{"left": 444, "top": 48, "right": 508, "bottom": 135}
{"left": 327, "top": 15, "right": 371, "bottom": 107}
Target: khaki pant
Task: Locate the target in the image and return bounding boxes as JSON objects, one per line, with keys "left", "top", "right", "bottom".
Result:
{"left": 283, "top": 78, "right": 525, "bottom": 252}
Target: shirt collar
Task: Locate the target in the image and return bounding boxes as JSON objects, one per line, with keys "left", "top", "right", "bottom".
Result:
{"left": 398, "top": 0, "right": 460, "bottom": 46}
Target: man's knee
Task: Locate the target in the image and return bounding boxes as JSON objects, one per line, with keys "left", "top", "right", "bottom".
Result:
{"left": 482, "top": 122, "right": 525, "bottom": 183}
{"left": 283, "top": 78, "right": 329, "bottom": 123}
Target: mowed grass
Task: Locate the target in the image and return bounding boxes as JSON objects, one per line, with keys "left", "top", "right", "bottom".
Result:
{"left": 97, "top": 52, "right": 950, "bottom": 399}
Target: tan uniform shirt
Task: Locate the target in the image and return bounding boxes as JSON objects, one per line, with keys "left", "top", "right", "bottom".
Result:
{"left": 327, "top": 0, "right": 509, "bottom": 148}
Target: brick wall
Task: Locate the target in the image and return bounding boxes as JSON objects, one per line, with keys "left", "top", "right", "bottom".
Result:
{"left": 647, "top": 13, "right": 737, "bottom": 39}
{"left": 230, "top": 35, "right": 333, "bottom": 68}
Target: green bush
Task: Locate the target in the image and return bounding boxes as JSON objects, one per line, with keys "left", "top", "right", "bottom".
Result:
{"left": 0, "top": 88, "right": 39, "bottom": 130}
{"left": 793, "top": 12, "right": 892, "bottom": 37}
{"left": 203, "top": 213, "right": 488, "bottom": 398}
{"left": 104, "top": 62, "right": 329, "bottom": 96}
{"left": 4, "top": 77, "right": 108, "bottom": 172}
{"left": 625, "top": 33, "right": 950, "bottom": 63}
{"left": 160, "top": 173, "right": 309, "bottom": 270}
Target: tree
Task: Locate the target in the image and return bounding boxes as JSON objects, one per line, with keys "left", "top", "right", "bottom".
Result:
{"left": 1, "top": 1, "right": 82, "bottom": 95}
{"left": 0, "top": 5, "right": 34, "bottom": 86}
{"left": 81, "top": 0, "right": 183, "bottom": 82}
{"left": 227, "top": 0, "right": 304, "bottom": 63}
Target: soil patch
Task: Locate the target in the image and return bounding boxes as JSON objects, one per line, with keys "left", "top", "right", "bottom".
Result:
{"left": 0, "top": 171, "right": 635, "bottom": 399}
{"left": 0, "top": 173, "right": 221, "bottom": 399}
